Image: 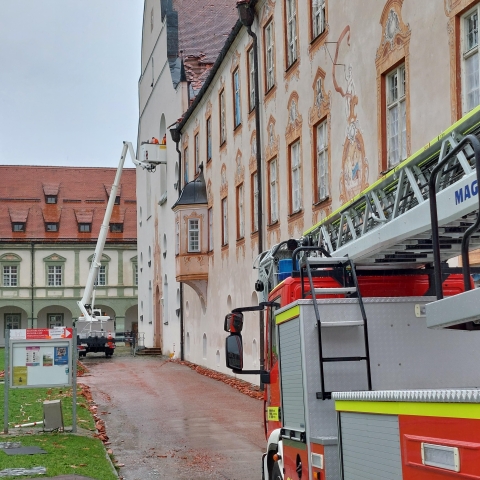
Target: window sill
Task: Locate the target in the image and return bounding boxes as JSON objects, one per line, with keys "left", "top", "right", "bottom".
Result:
{"left": 264, "top": 85, "right": 277, "bottom": 104}
{"left": 289, "top": 209, "right": 303, "bottom": 218}
{"left": 268, "top": 220, "right": 279, "bottom": 227}
{"left": 313, "top": 197, "right": 330, "bottom": 207}
{"left": 285, "top": 59, "right": 298, "bottom": 73}
{"left": 233, "top": 123, "right": 243, "bottom": 136}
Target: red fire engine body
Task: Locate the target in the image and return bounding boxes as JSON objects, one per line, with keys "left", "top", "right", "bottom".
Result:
{"left": 224, "top": 107, "right": 480, "bottom": 479}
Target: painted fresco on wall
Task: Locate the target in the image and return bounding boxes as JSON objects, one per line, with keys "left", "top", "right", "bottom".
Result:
{"left": 333, "top": 26, "right": 369, "bottom": 204}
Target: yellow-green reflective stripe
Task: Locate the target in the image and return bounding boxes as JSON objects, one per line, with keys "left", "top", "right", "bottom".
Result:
{"left": 335, "top": 400, "right": 480, "bottom": 419}
{"left": 276, "top": 305, "right": 300, "bottom": 324}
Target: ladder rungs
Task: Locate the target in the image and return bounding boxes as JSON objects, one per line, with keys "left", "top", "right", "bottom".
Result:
{"left": 313, "top": 287, "right": 357, "bottom": 295}
{"left": 302, "top": 257, "right": 350, "bottom": 266}
{"left": 320, "top": 320, "right": 364, "bottom": 327}
{"left": 323, "top": 356, "right": 367, "bottom": 362}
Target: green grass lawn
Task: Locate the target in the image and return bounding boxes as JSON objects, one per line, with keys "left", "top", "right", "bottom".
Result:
{"left": 0, "top": 348, "right": 118, "bottom": 479}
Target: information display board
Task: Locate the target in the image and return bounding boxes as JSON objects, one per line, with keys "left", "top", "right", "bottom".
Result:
{"left": 9, "top": 328, "right": 73, "bottom": 388}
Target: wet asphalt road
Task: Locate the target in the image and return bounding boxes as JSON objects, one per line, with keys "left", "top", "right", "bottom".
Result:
{"left": 81, "top": 350, "right": 265, "bottom": 480}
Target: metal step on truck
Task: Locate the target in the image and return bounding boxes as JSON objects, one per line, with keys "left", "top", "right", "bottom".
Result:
{"left": 224, "top": 106, "right": 480, "bottom": 479}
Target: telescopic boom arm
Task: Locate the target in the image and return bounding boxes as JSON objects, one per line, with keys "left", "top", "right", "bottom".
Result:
{"left": 77, "top": 141, "right": 164, "bottom": 322}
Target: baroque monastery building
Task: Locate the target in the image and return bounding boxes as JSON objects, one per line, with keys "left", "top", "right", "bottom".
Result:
{"left": 138, "top": 0, "right": 480, "bottom": 377}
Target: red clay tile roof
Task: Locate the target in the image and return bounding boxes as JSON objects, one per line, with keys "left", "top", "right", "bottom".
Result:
{"left": 172, "top": 0, "right": 238, "bottom": 94}
{"left": 174, "top": 0, "right": 238, "bottom": 64}
{"left": 0, "top": 166, "right": 136, "bottom": 243}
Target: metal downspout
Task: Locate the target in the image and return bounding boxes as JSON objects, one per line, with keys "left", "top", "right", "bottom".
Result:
{"left": 246, "top": 21, "right": 265, "bottom": 387}
{"left": 31, "top": 242, "right": 35, "bottom": 328}
{"left": 172, "top": 130, "right": 184, "bottom": 361}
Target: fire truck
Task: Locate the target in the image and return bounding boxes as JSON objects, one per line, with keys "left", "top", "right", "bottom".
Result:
{"left": 225, "top": 105, "right": 480, "bottom": 480}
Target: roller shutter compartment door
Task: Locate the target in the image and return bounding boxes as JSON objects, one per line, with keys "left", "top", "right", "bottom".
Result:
{"left": 340, "top": 412, "right": 402, "bottom": 480}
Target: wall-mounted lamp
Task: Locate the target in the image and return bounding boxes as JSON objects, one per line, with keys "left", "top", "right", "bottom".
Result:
{"left": 164, "top": 321, "right": 169, "bottom": 326}
{"left": 236, "top": 0, "right": 255, "bottom": 27}
{"left": 169, "top": 127, "right": 181, "bottom": 143}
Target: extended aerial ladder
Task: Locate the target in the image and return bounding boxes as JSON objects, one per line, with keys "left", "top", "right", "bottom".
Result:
{"left": 255, "top": 105, "right": 480, "bottom": 313}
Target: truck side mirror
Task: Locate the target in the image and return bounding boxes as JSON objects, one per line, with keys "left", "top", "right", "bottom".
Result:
{"left": 225, "top": 334, "right": 243, "bottom": 370}
{"left": 224, "top": 312, "right": 244, "bottom": 333}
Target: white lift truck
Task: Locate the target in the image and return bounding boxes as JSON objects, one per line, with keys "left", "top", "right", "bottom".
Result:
{"left": 76, "top": 141, "right": 165, "bottom": 357}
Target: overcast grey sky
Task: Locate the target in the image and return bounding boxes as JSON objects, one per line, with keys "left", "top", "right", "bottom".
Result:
{"left": 0, "top": 1, "right": 143, "bottom": 168}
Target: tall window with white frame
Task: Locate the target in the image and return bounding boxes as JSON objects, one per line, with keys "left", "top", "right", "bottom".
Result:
{"left": 316, "top": 120, "right": 329, "bottom": 202}
{"left": 386, "top": 64, "right": 406, "bottom": 169}
{"left": 312, "top": 0, "right": 326, "bottom": 39}
{"left": 48, "top": 314, "right": 63, "bottom": 328}
{"left": 265, "top": 21, "right": 275, "bottom": 91}
{"left": 248, "top": 48, "right": 255, "bottom": 112}
{"left": 233, "top": 69, "right": 241, "bottom": 128}
{"left": 194, "top": 133, "right": 200, "bottom": 174}
{"left": 269, "top": 159, "right": 278, "bottom": 223}
{"left": 290, "top": 141, "right": 301, "bottom": 213}
{"left": 206, "top": 117, "right": 212, "bottom": 162}
{"left": 220, "top": 90, "right": 226, "bottom": 145}
{"left": 237, "top": 184, "right": 244, "bottom": 239}
{"left": 3, "top": 265, "right": 18, "bottom": 287}
{"left": 463, "top": 6, "right": 480, "bottom": 113}
{"left": 208, "top": 207, "right": 213, "bottom": 251}
{"left": 222, "top": 197, "right": 228, "bottom": 245}
{"left": 286, "top": 0, "right": 297, "bottom": 67}
{"left": 188, "top": 218, "right": 200, "bottom": 252}
{"left": 96, "top": 265, "right": 106, "bottom": 286}
{"left": 183, "top": 146, "right": 189, "bottom": 185}
{"left": 48, "top": 265, "right": 62, "bottom": 286}
{"left": 252, "top": 172, "right": 258, "bottom": 232}
{"left": 134, "top": 264, "right": 138, "bottom": 286}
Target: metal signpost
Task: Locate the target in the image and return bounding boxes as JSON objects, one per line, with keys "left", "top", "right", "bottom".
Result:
{"left": 3, "top": 327, "right": 75, "bottom": 434}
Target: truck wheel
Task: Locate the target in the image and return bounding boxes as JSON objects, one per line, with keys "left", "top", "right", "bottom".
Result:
{"left": 271, "top": 461, "right": 282, "bottom": 480}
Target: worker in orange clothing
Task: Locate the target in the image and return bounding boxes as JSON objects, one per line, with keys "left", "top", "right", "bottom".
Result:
{"left": 151, "top": 137, "right": 159, "bottom": 144}
{"left": 161, "top": 134, "right": 167, "bottom": 145}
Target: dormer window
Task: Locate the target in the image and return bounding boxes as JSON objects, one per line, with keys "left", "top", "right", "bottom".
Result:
{"left": 114, "top": 195, "right": 120, "bottom": 205}
{"left": 12, "top": 222, "right": 25, "bottom": 232}
{"left": 110, "top": 223, "right": 123, "bottom": 233}
{"left": 46, "top": 223, "right": 58, "bottom": 232}
{"left": 79, "top": 223, "right": 91, "bottom": 233}
{"left": 46, "top": 195, "right": 57, "bottom": 204}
